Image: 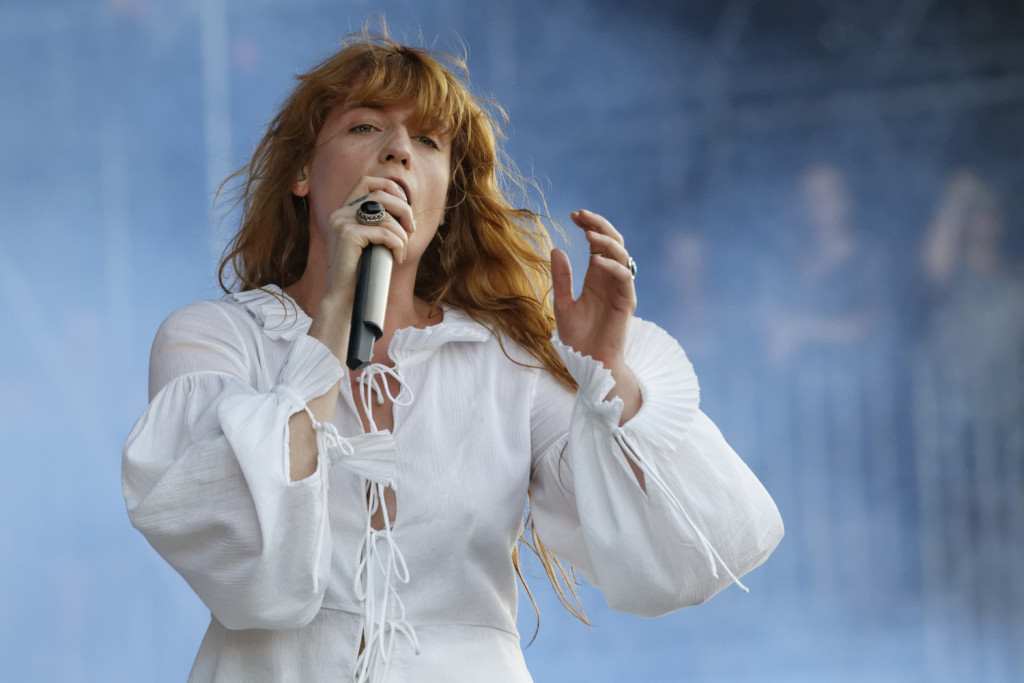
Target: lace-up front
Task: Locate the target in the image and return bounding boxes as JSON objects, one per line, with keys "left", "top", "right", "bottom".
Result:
{"left": 283, "top": 361, "right": 420, "bottom": 682}
{"left": 357, "top": 363, "right": 414, "bottom": 434}
{"left": 350, "top": 363, "right": 419, "bottom": 683}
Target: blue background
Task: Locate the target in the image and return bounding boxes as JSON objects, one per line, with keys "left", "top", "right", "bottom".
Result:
{"left": 2, "top": 1, "right": 1023, "bottom": 681}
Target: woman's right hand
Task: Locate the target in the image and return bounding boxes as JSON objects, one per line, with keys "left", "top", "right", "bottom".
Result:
{"left": 320, "top": 177, "right": 416, "bottom": 303}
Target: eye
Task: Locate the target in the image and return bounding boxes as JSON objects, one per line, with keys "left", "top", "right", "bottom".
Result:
{"left": 416, "top": 135, "right": 440, "bottom": 150}
{"left": 350, "top": 123, "right": 377, "bottom": 133}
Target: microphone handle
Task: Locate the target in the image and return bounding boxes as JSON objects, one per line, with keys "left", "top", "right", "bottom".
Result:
{"left": 346, "top": 244, "right": 393, "bottom": 370}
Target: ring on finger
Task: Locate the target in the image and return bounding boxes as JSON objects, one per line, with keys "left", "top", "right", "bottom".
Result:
{"left": 627, "top": 256, "right": 637, "bottom": 279}
{"left": 355, "top": 200, "right": 386, "bottom": 225}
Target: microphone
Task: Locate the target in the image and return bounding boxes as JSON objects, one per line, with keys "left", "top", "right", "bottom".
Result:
{"left": 346, "top": 244, "right": 389, "bottom": 370}
{"left": 347, "top": 243, "right": 394, "bottom": 370}
{"left": 347, "top": 199, "right": 395, "bottom": 370}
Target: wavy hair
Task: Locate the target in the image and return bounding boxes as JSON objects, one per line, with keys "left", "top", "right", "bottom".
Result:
{"left": 218, "top": 25, "right": 587, "bottom": 632}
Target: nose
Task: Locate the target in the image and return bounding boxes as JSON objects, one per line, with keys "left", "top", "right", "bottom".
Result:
{"left": 381, "top": 130, "right": 412, "bottom": 167}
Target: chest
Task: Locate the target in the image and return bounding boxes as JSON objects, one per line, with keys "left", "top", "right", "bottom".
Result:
{"left": 335, "top": 350, "right": 538, "bottom": 535}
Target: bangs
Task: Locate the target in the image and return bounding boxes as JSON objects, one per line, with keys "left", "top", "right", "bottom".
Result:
{"left": 340, "top": 45, "right": 472, "bottom": 136}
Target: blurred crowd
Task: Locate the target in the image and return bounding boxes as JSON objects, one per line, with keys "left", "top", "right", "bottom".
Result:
{"left": 652, "top": 162, "right": 1024, "bottom": 676}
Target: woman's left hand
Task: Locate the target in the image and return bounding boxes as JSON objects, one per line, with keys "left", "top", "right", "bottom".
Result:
{"left": 551, "top": 209, "right": 642, "bottom": 423}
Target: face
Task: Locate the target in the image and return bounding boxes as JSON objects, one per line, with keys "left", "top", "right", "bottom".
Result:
{"left": 801, "top": 165, "right": 849, "bottom": 231}
{"left": 293, "top": 102, "right": 452, "bottom": 267}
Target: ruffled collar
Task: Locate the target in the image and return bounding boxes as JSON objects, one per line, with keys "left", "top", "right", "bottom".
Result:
{"left": 226, "top": 285, "right": 491, "bottom": 361}
{"left": 228, "top": 286, "right": 311, "bottom": 341}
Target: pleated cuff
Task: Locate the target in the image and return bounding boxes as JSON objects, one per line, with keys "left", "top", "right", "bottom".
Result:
{"left": 619, "top": 318, "right": 700, "bottom": 453}
{"left": 551, "top": 330, "right": 624, "bottom": 427}
{"left": 552, "top": 318, "right": 700, "bottom": 451}
{"left": 275, "top": 333, "right": 346, "bottom": 407}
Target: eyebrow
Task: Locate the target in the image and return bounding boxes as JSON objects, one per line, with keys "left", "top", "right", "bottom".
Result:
{"left": 337, "top": 103, "right": 386, "bottom": 118}
{"left": 337, "top": 103, "right": 452, "bottom": 140}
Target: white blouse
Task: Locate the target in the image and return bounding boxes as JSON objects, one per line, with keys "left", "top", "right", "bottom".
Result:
{"left": 122, "top": 286, "right": 783, "bottom": 682}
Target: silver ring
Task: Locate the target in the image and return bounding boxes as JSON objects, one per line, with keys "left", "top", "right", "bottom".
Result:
{"left": 627, "top": 256, "right": 637, "bottom": 279}
{"left": 355, "top": 200, "right": 386, "bottom": 225}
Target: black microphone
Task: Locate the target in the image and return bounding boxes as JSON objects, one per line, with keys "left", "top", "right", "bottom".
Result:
{"left": 347, "top": 205, "right": 394, "bottom": 370}
{"left": 347, "top": 244, "right": 393, "bottom": 370}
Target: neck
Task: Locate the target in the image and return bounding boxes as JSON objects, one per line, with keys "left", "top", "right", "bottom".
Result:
{"left": 285, "top": 248, "right": 439, "bottom": 363}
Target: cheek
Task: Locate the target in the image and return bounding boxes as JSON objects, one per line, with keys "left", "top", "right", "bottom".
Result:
{"left": 305, "top": 159, "right": 357, "bottom": 234}
{"left": 402, "top": 223, "right": 438, "bottom": 267}
{"left": 308, "top": 137, "right": 362, "bottom": 198}
{"left": 305, "top": 183, "right": 337, "bottom": 242}
{"left": 424, "top": 165, "right": 452, "bottom": 220}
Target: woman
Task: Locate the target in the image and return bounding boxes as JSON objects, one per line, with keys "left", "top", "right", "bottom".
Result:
{"left": 122, "top": 27, "right": 783, "bottom": 682}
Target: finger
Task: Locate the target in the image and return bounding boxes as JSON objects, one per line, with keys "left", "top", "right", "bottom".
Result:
{"left": 375, "top": 215, "right": 411, "bottom": 263}
{"left": 584, "top": 230, "right": 630, "bottom": 267}
{"left": 587, "top": 253, "right": 636, "bottom": 287}
{"left": 585, "top": 254, "right": 638, "bottom": 308}
{"left": 328, "top": 210, "right": 410, "bottom": 263}
{"left": 365, "top": 223, "right": 409, "bottom": 259}
{"left": 550, "top": 248, "right": 575, "bottom": 322}
{"left": 348, "top": 177, "right": 410, "bottom": 206}
{"left": 571, "top": 208, "right": 624, "bottom": 245}
{"left": 348, "top": 178, "right": 417, "bottom": 237}
{"left": 366, "top": 190, "right": 416, "bottom": 238}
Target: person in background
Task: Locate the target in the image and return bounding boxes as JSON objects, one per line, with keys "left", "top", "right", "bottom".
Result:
{"left": 761, "top": 162, "right": 885, "bottom": 368}
{"left": 921, "top": 168, "right": 1017, "bottom": 294}
{"left": 917, "top": 167, "right": 1024, "bottom": 385}
{"left": 754, "top": 161, "right": 899, "bottom": 599}
{"left": 913, "top": 168, "right": 1024, "bottom": 668}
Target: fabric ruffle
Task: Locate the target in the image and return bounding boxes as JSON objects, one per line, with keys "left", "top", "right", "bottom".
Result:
{"left": 230, "top": 287, "right": 493, "bottom": 367}
{"left": 618, "top": 319, "right": 700, "bottom": 453}
{"left": 229, "top": 286, "right": 311, "bottom": 341}
{"left": 325, "top": 431, "right": 397, "bottom": 486}
{"left": 275, "top": 333, "right": 346, "bottom": 403}
{"left": 551, "top": 332, "right": 624, "bottom": 427}
{"left": 388, "top": 307, "right": 491, "bottom": 366}
{"left": 551, "top": 317, "right": 700, "bottom": 451}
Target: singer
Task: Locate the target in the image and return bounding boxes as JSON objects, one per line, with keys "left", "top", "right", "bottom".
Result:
{"left": 122, "top": 24, "right": 783, "bottom": 683}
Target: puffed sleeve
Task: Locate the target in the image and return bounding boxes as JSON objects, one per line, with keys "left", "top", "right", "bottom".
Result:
{"left": 122, "top": 301, "right": 393, "bottom": 630}
{"left": 528, "top": 318, "right": 783, "bottom": 617}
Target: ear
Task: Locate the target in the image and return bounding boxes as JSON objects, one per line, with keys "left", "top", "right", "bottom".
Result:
{"left": 292, "top": 165, "right": 310, "bottom": 196}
